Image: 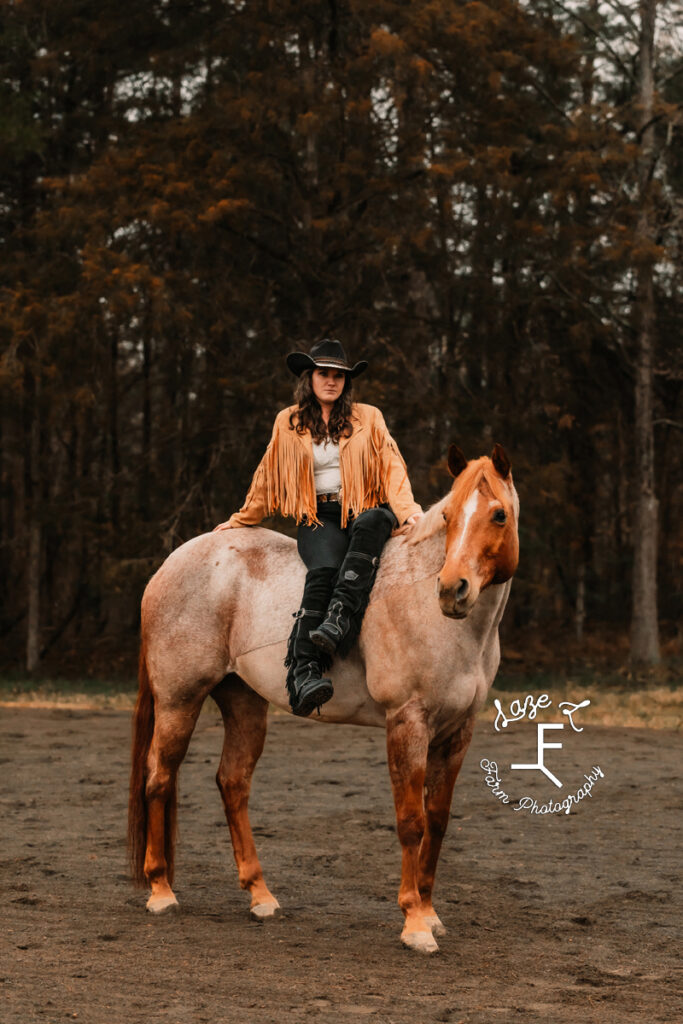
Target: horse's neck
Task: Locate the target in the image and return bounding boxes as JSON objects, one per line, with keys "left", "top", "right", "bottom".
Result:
{"left": 468, "top": 579, "right": 512, "bottom": 641}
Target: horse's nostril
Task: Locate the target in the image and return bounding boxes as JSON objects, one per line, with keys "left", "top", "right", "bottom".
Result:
{"left": 456, "top": 578, "right": 469, "bottom": 601}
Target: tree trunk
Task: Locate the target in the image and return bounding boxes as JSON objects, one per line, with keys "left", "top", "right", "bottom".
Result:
{"left": 107, "top": 324, "right": 120, "bottom": 530}
{"left": 26, "top": 371, "right": 41, "bottom": 673}
{"left": 575, "top": 558, "right": 586, "bottom": 643}
{"left": 140, "top": 302, "right": 153, "bottom": 520}
{"left": 630, "top": 0, "right": 660, "bottom": 665}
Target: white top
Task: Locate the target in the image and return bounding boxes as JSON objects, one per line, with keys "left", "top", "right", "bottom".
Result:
{"left": 312, "top": 439, "right": 341, "bottom": 495}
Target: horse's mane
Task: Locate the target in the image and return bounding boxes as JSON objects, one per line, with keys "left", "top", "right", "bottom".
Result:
{"left": 405, "top": 494, "right": 449, "bottom": 545}
{"left": 407, "top": 457, "right": 509, "bottom": 546}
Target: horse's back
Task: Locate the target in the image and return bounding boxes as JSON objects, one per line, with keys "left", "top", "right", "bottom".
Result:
{"left": 141, "top": 529, "right": 306, "bottom": 695}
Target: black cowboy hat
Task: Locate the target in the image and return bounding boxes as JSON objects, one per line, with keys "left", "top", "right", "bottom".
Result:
{"left": 286, "top": 339, "right": 368, "bottom": 379}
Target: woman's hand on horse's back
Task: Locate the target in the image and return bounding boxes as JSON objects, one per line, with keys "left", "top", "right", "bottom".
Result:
{"left": 392, "top": 511, "right": 424, "bottom": 538}
{"left": 213, "top": 521, "right": 234, "bottom": 532}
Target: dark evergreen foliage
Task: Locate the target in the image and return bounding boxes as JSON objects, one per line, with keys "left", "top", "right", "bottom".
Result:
{"left": 1, "top": 1, "right": 680, "bottom": 673}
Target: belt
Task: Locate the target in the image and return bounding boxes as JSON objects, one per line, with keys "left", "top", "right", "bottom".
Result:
{"left": 314, "top": 492, "right": 355, "bottom": 520}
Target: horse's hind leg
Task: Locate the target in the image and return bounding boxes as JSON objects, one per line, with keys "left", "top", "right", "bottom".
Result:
{"left": 212, "top": 674, "right": 280, "bottom": 920}
{"left": 418, "top": 717, "right": 475, "bottom": 936}
{"left": 144, "top": 699, "right": 204, "bottom": 913}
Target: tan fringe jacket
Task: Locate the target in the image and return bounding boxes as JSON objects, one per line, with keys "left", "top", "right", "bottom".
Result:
{"left": 227, "top": 403, "right": 422, "bottom": 529}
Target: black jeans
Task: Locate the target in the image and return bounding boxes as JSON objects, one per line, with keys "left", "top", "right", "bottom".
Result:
{"left": 297, "top": 501, "right": 397, "bottom": 571}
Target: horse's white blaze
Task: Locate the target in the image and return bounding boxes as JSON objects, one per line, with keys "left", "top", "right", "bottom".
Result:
{"left": 448, "top": 489, "right": 481, "bottom": 567}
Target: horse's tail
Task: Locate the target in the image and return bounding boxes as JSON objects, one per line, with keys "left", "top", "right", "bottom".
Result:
{"left": 128, "top": 643, "right": 155, "bottom": 887}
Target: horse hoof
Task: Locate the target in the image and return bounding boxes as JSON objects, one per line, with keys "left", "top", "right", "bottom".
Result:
{"left": 424, "top": 913, "right": 447, "bottom": 937}
{"left": 250, "top": 898, "right": 281, "bottom": 920}
{"left": 146, "top": 893, "right": 179, "bottom": 914}
{"left": 401, "top": 929, "right": 439, "bottom": 954}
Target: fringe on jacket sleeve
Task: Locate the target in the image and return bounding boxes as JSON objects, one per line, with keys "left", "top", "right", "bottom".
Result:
{"left": 372, "top": 410, "right": 422, "bottom": 527}
{"left": 227, "top": 411, "right": 320, "bottom": 527}
{"left": 338, "top": 419, "right": 388, "bottom": 527}
{"left": 269, "top": 417, "right": 319, "bottom": 524}
{"left": 226, "top": 440, "right": 274, "bottom": 528}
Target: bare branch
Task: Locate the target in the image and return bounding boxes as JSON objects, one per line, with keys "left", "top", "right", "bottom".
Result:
{"left": 600, "top": 0, "right": 640, "bottom": 38}
{"left": 653, "top": 418, "right": 683, "bottom": 429}
{"left": 549, "top": 0, "right": 637, "bottom": 84}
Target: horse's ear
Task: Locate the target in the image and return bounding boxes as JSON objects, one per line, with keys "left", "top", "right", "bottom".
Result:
{"left": 491, "top": 443, "right": 511, "bottom": 479}
{"left": 447, "top": 444, "right": 468, "bottom": 478}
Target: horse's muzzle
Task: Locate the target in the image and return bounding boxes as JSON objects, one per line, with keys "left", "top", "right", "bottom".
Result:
{"left": 437, "top": 577, "right": 476, "bottom": 619}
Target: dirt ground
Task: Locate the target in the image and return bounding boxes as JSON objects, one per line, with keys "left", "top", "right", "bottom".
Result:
{"left": 1, "top": 706, "right": 681, "bottom": 1024}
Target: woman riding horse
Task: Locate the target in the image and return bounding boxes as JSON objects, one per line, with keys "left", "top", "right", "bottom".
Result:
{"left": 214, "top": 339, "right": 423, "bottom": 718}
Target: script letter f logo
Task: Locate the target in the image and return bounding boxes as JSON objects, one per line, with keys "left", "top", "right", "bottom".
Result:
{"left": 511, "top": 724, "right": 564, "bottom": 788}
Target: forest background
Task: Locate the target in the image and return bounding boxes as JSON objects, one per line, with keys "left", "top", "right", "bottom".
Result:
{"left": 1, "top": 0, "right": 681, "bottom": 685}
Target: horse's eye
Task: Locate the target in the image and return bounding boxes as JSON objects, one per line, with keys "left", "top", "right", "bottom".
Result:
{"left": 442, "top": 511, "right": 447, "bottom": 522}
{"left": 492, "top": 509, "right": 506, "bottom": 525}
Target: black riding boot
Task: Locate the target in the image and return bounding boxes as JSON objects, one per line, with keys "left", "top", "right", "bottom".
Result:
{"left": 285, "top": 567, "right": 337, "bottom": 717}
{"left": 310, "top": 507, "right": 395, "bottom": 659}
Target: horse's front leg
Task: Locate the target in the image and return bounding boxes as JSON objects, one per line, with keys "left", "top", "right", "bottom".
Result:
{"left": 418, "top": 717, "right": 475, "bottom": 937}
{"left": 385, "top": 702, "right": 436, "bottom": 954}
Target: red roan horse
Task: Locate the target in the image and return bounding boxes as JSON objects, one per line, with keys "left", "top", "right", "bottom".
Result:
{"left": 129, "top": 444, "right": 519, "bottom": 954}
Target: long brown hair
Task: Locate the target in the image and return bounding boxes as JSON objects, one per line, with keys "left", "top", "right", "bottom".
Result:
{"left": 289, "top": 369, "right": 354, "bottom": 442}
